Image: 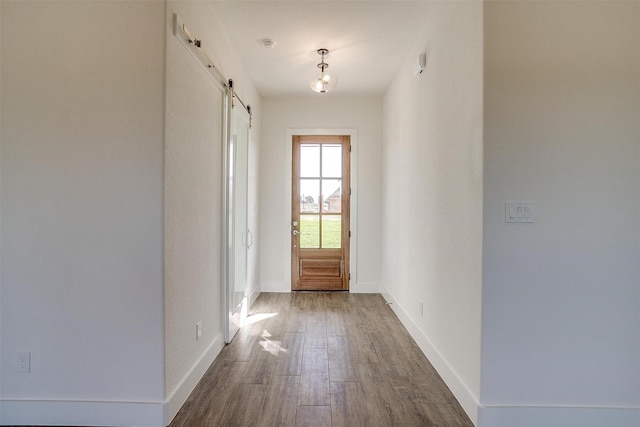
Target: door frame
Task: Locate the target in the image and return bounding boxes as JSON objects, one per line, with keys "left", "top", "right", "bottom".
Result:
{"left": 284, "top": 128, "right": 358, "bottom": 291}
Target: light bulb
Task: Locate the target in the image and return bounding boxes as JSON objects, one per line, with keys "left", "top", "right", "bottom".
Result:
{"left": 309, "top": 72, "right": 337, "bottom": 93}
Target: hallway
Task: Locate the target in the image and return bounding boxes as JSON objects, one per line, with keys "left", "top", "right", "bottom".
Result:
{"left": 170, "top": 292, "right": 473, "bottom": 426}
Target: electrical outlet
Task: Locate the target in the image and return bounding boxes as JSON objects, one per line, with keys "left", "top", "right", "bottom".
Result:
{"left": 17, "top": 352, "right": 30, "bottom": 373}
{"left": 196, "top": 321, "right": 202, "bottom": 341}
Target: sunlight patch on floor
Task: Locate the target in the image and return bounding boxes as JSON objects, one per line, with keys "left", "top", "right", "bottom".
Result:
{"left": 259, "top": 330, "right": 288, "bottom": 356}
{"left": 242, "top": 312, "right": 278, "bottom": 326}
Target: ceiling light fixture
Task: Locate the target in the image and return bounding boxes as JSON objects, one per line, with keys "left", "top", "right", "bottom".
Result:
{"left": 309, "top": 48, "right": 337, "bottom": 94}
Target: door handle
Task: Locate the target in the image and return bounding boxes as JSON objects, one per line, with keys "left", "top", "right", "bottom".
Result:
{"left": 247, "top": 230, "right": 253, "bottom": 248}
{"left": 292, "top": 230, "right": 300, "bottom": 235}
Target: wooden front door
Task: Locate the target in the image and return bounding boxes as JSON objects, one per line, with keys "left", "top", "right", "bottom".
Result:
{"left": 292, "top": 135, "right": 350, "bottom": 290}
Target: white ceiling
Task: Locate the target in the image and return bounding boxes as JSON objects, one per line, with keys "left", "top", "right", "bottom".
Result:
{"left": 209, "top": 1, "right": 433, "bottom": 97}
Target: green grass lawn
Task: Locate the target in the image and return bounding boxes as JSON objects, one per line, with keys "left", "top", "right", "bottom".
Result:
{"left": 300, "top": 217, "right": 341, "bottom": 248}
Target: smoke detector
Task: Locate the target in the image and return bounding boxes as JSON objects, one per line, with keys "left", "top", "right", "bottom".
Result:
{"left": 262, "top": 39, "right": 277, "bottom": 49}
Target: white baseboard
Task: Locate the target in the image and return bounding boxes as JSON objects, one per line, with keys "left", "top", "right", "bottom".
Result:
{"left": 0, "top": 399, "right": 164, "bottom": 426}
{"left": 381, "top": 286, "right": 479, "bottom": 426}
{"left": 260, "top": 280, "right": 289, "bottom": 293}
{"left": 349, "top": 282, "right": 380, "bottom": 293}
{"left": 0, "top": 335, "right": 225, "bottom": 427}
{"left": 163, "top": 334, "right": 225, "bottom": 425}
{"left": 249, "top": 289, "right": 261, "bottom": 306}
{"left": 478, "top": 405, "right": 640, "bottom": 427}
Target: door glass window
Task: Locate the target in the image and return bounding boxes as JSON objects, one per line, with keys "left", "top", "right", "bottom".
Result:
{"left": 300, "top": 179, "right": 320, "bottom": 213}
{"left": 300, "top": 214, "right": 320, "bottom": 248}
{"left": 298, "top": 143, "right": 343, "bottom": 249}
{"left": 321, "top": 144, "right": 342, "bottom": 178}
{"left": 300, "top": 144, "right": 320, "bottom": 177}
{"left": 321, "top": 216, "right": 341, "bottom": 248}
{"left": 321, "top": 180, "right": 341, "bottom": 213}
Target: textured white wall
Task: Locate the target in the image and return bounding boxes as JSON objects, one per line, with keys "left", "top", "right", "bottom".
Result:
{"left": 381, "top": 1, "right": 483, "bottom": 423}
{"left": 482, "top": 2, "right": 640, "bottom": 425}
{"left": 259, "top": 97, "right": 382, "bottom": 293}
{"left": 164, "top": 1, "right": 261, "bottom": 421}
{"left": 164, "top": 3, "right": 225, "bottom": 403}
{"left": 0, "top": 0, "right": 166, "bottom": 423}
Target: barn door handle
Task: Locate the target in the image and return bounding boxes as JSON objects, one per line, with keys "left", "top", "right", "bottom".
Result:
{"left": 247, "top": 230, "right": 253, "bottom": 248}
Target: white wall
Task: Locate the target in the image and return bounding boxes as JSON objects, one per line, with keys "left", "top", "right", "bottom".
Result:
{"left": 381, "top": 1, "right": 483, "bottom": 424}
{"left": 0, "top": 1, "right": 166, "bottom": 425}
{"left": 0, "top": 1, "right": 262, "bottom": 425}
{"left": 164, "top": 1, "right": 261, "bottom": 423}
{"left": 0, "top": 3, "right": 3, "bottom": 366}
{"left": 260, "top": 96, "right": 382, "bottom": 293}
{"left": 481, "top": 2, "right": 640, "bottom": 426}
{"left": 164, "top": 2, "right": 225, "bottom": 416}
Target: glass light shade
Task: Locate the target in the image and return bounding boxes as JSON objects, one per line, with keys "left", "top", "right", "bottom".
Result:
{"left": 309, "top": 72, "right": 337, "bottom": 93}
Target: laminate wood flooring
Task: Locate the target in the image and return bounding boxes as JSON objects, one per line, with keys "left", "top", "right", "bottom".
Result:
{"left": 170, "top": 292, "right": 474, "bottom": 427}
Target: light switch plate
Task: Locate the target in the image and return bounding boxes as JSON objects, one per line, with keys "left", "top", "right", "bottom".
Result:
{"left": 196, "top": 321, "right": 202, "bottom": 340}
{"left": 505, "top": 201, "right": 534, "bottom": 223}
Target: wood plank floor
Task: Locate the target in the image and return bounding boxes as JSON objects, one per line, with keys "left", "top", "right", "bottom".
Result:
{"left": 170, "top": 292, "right": 474, "bottom": 427}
